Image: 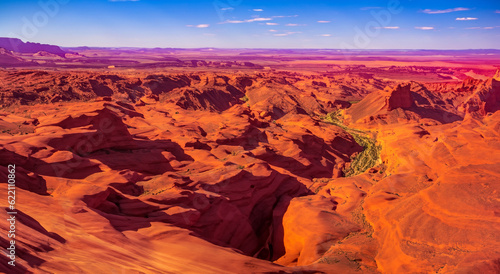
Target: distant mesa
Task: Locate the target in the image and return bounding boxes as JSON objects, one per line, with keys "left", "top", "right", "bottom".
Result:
{"left": 64, "top": 52, "right": 85, "bottom": 58}
{"left": 0, "top": 37, "right": 66, "bottom": 57}
{"left": 0, "top": 47, "right": 28, "bottom": 65}
{"left": 33, "top": 51, "right": 64, "bottom": 59}
{"left": 0, "top": 47, "right": 20, "bottom": 60}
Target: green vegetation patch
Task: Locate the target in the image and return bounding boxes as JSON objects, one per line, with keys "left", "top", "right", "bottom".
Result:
{"left": 344, "top": 132, "right": 381, "bottom": 177}
{"left": 322, "top": 111, "right": 381, "bottom": 177}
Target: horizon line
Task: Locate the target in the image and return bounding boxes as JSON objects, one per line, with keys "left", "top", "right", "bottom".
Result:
{"left": 3, "top": 37, "right": 500, "bottom": 51}
{"left": 60, "top": 46, "right": 500, "bottom": 51}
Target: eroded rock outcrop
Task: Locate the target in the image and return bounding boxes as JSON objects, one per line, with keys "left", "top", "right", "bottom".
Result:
{"left": 386, "top": 83, "right": 413, "bottom": 111}
{"left": 461, "top": 70, "right": 500, "bottom": 116}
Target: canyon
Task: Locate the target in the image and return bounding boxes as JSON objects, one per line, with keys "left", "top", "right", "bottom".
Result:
{"left": 0, "top": 46, "right": 499, "bottom": 273}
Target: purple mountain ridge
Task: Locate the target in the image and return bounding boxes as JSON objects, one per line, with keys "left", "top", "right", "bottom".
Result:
{"left": 0, "top": 38, "right": 66, "bottom": 57}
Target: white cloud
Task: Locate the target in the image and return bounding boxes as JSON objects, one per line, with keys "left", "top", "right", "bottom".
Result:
{"left": 221, "top": 15, "right": 300, "bottom": 25}
{"left": 272, "top": 15, "right": 299, "bottom": 18}
{"left": 456, "top": 17, "right": 478, "bottom": 20}
{"left": 273, "top": 32, "right": 301, "bottom": 37}
{"left": 253, "top": 9, "right": 263, "bottom": 12}
{"left": 222, "top": 17, "right": 272, "bottom": 24}
{"left": 225, "top": 20, "right": 245, "bottom": 24}
{"left": 466, "top": 26, "right": 497, "bottom": 30}
{"left": 269, "top": 29, "right": 277, "bottom": 32}
{"left": 415, "top": 26, "right": 434, "bottom": 30}
{"left": 375, "top": 26, "right": 400, "bottom": 29}
{"left": 421, "top": 7, "right": 469, "bottom": 14}
{"left": 319, "top": 34, "right": 332, "bottom": 37}
{"left": 250, "top": 18, "right": 272, "bottom": 22}
{"left": 495, "top": 10, "right": 500, "bottom": 14}
{"left": 317, "top": 21, "right": 331, "bottom": 23}
{"left": 220, "top": 7, "right": 234, "bottom": 11}
{"left": 186, "top": 24, "right": 210, "bottom": 28}
{"left": 286, "top": 23, "right": 299, "bottom": 26}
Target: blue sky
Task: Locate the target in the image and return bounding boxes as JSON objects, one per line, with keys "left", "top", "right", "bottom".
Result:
{"left": 0, "top": 0, "right": 499, "bottom": 49}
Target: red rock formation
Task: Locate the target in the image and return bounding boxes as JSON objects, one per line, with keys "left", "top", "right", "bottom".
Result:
{"left": 461, "top": 70, "right": 500, "bottom": 116}
{"left": 386, "top": 83, "right": 413, "bottom": 110}
{"left": 0, "top": 92, "right": 364, "bottom": 272}
{"left": 1, "top": 67, "right": 499, "bottom": 273}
